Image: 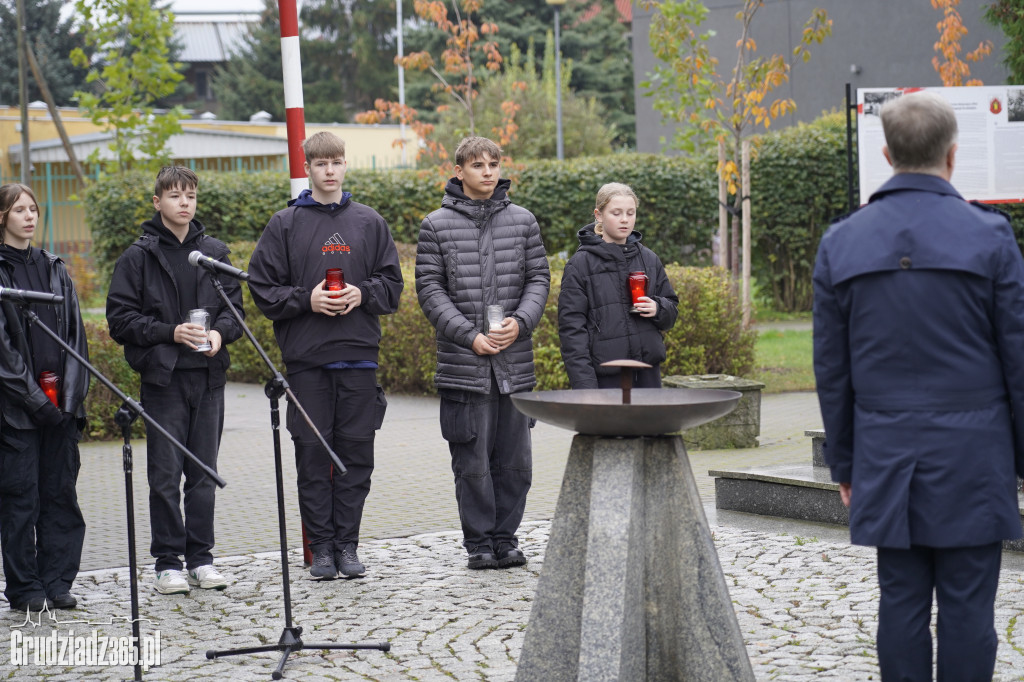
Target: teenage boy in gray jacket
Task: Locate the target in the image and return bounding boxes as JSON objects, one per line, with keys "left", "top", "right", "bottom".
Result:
{"left": 416, "top": 136, "right": 550, "bottom": 569}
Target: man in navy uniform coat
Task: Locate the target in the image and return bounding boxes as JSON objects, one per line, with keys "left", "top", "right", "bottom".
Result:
{"left": 814, "top": 90, "right": 1024, "bottom": 680}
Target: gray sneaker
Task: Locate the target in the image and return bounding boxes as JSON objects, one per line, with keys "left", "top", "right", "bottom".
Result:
{"left": 155, "top": 570, "right": 190, "bottom": 595}
{"left": 336, "top": 545, "right": 366, "bottom": 578}
{"left": 310, "top": 548, "right": 337, "bottom": 579}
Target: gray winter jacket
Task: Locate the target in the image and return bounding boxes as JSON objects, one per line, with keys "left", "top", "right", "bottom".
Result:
{"left": 416, "top": 178, "right": 550, "bottom": 394}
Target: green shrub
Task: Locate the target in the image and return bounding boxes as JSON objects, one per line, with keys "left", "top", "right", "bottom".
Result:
{"left": 81, "top": 320, "right": 143, "bottom": 442}
{"left": 377, "top": 253, "right": 439, "bottom": 395}
{"left": 84, "top": 156, "right": 721, "bottom": 279}
{"left": 663, "top": 265, "right": 757, "bottom": 377}
{"left": 750, "top": 113, "right": 848, "bottom": 312}
{"left": 516, "top": 154, "right": 719, "bottom": 267}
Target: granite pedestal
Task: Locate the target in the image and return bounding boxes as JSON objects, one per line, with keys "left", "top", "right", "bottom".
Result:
{"left": 710, "top": 430, "right": 1024, "bottom": 552}
{"left": 663, "top": 375, "right": 765, "bottom": 449}
{"left": 515, "top": 434, "right": 754, "bottom": 681}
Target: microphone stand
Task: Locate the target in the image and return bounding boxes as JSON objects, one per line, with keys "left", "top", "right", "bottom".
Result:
{"left": 202, "top": 273, "right": 389, "bottom": 679}
{"left": 18, "top": 308, "right": 226, "bottom": 682}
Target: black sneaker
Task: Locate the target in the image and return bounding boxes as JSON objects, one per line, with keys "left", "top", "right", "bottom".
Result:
{"left": 310, "top": 548, "right": 337, "bottom": 579}
{"left": 9, "top": 596, "right": 53, "bottom": 612}
{"left": 496, "top": 543, "right": 527, "bottom": 568}
{"left": 336, "top": 545, "right": 366, "bottom": 578}
{"left": 50, "top": 593, "right": 78, "bottom": 609}
{"left": 467, "top": 546, "right": 498, "bottom": 570}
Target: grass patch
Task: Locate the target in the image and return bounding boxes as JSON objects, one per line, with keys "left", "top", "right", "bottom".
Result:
{"left": 752, "top": 328, "right": 815, "bottom": 393}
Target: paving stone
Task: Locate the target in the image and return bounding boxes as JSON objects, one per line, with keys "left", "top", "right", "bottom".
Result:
{"left": 3, "top": 390, "right": 1024, "bottom": 679}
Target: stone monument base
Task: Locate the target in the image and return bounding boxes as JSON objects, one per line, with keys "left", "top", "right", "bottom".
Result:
{"left": 515, "top": 434, "right": 754, "bottom": 681}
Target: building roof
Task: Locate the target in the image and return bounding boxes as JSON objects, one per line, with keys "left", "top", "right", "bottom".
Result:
{"left": 175, "top": 18, "right": 258, "bottom": 63}
{"left": 9, "top": 128, "right": 289, "bottom": 164}
{"left": 579, "top": 0, "right": 632, "bottom": 24}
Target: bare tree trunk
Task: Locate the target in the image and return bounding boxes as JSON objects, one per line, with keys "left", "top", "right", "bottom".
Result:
{"left": 26, "top": 44, "right": 87, "bottom": 184}
{"left": 741, "top": 139, "right": 752, "bottom": 326}
{"left": 718, "top": 140, "right": 729, "bottom": 270}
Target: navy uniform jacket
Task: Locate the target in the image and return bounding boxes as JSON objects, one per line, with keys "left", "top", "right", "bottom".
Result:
{"left": 813, "top": 172, "right": 1024, "bottom": 549}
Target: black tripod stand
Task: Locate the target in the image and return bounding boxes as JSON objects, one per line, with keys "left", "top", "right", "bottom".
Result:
{"left": 202, "top": 275, "right": 389, "bottom": 678}
{"left": 18, "top": 308, "right": 225, "bottom": 682}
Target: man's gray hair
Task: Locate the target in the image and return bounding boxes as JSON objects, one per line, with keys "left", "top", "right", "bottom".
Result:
{"left": 880, "top": 91, "right": 958, "bottom": 173}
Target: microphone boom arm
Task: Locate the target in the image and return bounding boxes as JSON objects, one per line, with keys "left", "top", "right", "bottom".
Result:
{"left": 208, "top": 274, "right": 347, "bottom": 475}
{"left": 20, "top": 309, "right": 227, "bottom": 488}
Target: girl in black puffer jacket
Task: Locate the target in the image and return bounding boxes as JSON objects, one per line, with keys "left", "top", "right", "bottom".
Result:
{"left": 558, "top": 182, "right": 679, "bottom": 389}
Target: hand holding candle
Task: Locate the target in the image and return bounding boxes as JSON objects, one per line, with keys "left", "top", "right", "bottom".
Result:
{"left": 324, "top": 268, "right": 345, "bottom": 295}
{"left": 628, "top": 272, "right": 648, "bottom": 313}
{"left": 39, "top": 371, "right": 60, "bottom": 407}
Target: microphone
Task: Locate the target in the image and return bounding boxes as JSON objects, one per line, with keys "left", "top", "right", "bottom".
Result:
{"left": 0, "top": 287, "right": 64, "bottom": 306}
{"left": 188, "top": 251, "right": 250, "bottom": 281}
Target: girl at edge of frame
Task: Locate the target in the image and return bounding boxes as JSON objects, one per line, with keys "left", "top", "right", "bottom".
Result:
{"left": 557, "top": 182, "right": 680, "bottom": 390}
{"left": 0, "top": 182, "right": 89, "bottom": 613}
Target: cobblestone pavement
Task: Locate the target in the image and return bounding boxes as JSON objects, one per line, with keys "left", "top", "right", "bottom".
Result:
{"left": 2, "top": 386, "right": 1023, "bottom": 680}
{"left": 1, "top": 520, "right": 1023, "bottom": 680}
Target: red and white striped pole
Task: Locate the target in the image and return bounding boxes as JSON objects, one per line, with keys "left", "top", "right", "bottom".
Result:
{"left": 279, "top": 0, "right": 313, "bottom": 565}
{"left": 278, "top": 0, "right": 308, "bottom": 198}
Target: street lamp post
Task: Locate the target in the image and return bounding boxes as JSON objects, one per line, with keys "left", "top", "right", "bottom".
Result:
{"left": 547, "top": 0, "right": 566, "bottom": 161}
{"left": 396, "top": 0, "right": 407, "bottom": 166}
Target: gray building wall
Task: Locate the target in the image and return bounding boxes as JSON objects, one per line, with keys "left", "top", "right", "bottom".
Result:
{"left": 633, "top": 0, "right": 1010, "bottom": 153}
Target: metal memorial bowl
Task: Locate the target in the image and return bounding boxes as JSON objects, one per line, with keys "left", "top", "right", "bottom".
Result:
{"left": 512, "top": 388, "right": 742, "bottom": 437}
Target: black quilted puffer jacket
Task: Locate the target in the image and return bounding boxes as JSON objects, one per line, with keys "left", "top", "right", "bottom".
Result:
{"left": 416, "top": 177, "right": 550, "bottom": 394}
{"left": 557, "top": 223, "right": 679, "bottom": 389}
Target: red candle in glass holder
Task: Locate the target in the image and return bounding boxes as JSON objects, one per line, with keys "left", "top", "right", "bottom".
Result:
{"left": 628, "top": 271, "right": 648, "bottom": 309}
{"left": 39, "top": 371, "right": 60, "bottom": 407}
{"left": 324, "top": 268, "right": 345, "bottom": 294}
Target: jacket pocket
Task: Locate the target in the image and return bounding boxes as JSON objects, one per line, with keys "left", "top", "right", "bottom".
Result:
{"left": 373, "top": 384, "right": 388, "bottom": 431}
{"left": 124, "top": 344, "right": 154, "bottom": 374}
{"left": 439, "top": 389, "right": 478, "bottom": 443}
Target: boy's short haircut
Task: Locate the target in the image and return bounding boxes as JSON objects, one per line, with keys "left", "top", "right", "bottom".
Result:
{"left": 454, "top": 137, "right": 502, "bottom": 167}
{"left": 303, "top": 132, "right": 346, "bottom": 162}
{"left": 154, "top": 166, "right": 199, "bottom": 197}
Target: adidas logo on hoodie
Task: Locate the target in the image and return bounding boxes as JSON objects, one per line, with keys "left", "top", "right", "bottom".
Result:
{"left": 322, "top": 233, "right": 350, "bottom": 254}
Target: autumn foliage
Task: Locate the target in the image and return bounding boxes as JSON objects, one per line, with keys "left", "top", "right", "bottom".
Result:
{"left": 931, "top": 0, "right": 992, "bottom": 86}
{"left": 355, "top": 0, "right": 521, "bottom": 174}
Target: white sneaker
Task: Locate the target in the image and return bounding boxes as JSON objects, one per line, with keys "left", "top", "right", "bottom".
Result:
{"left": 155, "top": 570, "right": 190, "bottom": 595}
{"left": 188, "top": 565, "right": 228, "bottom": 590}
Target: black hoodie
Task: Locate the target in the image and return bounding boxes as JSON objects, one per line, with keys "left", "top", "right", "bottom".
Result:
{"left": 247, "top": 192, "right": 404, "bottom": 374}
{"left": 557, "top": 223, "right": 679, "bottom": 389}
{"left": 106, "top": 213, "right": 244, "bottom": 387}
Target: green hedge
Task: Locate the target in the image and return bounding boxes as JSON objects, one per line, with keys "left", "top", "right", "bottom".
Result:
{"left": 82, "top": 121, "right": 1024, "bottom": 313}
{"left": 750, "top": 114, "right": 848, "bottom": 312}
{"left": 83, "top": 155, "right": 720, "bottom": 279}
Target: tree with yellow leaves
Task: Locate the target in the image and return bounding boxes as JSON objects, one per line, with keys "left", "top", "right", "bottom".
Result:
{"left": 932, "top": 0, "right": 992, "bottom": 86}
{"left": 640, "top": 0, "right": 831, "bottom": 278}
{"left": 356, "top": 0, "right": 518, "bottom": 173}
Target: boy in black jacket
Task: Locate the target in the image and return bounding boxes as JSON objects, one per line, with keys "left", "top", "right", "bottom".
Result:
{"left": 106, "top": 166, "right": 243, "bottom": 595}
{"left": 248, "top": 132, "right": 403, "bottom": 580}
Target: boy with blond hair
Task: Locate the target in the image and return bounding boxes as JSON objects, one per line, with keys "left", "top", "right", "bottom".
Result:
{"left": 248, "top": 132, "right": 403, "bottom": 579}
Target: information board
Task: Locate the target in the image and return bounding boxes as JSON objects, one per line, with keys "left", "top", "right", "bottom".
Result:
{"left": 857, "top": 86, "right": 1024, "bottom": 204}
